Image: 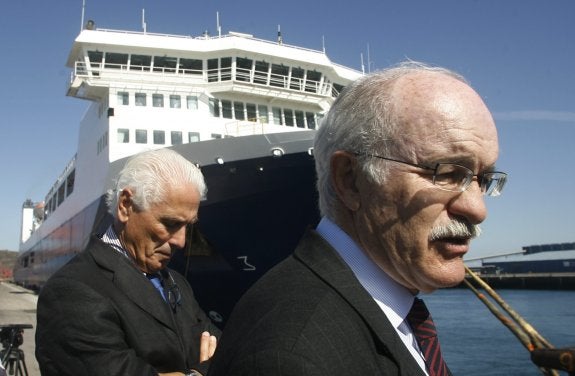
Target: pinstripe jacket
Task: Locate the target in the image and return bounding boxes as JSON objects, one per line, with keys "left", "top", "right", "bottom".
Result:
{"left": 208, "top": 230, "right": 437, "bottom": 376}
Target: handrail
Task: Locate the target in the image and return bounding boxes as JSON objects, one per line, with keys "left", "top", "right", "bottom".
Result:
{"left": 464, "top": 265, "right": 561, "bottom": 375}
{"left": 72, "top": 61, "right": 335, "bottom": 97}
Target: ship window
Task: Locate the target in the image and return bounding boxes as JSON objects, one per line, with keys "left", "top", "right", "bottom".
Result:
{"left": 105, "top": 52, "right": 128, "bottom": 69}
{"left": 152, "top": 94, "right": 164, "bottom": 107}
{"left": 333, "top": 83, "right": 345, "bottom": 97}
{"left": 270, "top": 64, "right": 288, "bottom": 88}
{"left": 236, "top": 58, "right": 252, "bottom": 82}
{"left": 290, "top": 67, "right": 304, "bottom": 90}
{"left": 284, "top": 109, "right": 294, "bottom": 126}
{"left": 207, "top": 59, "right": 218, "bottom": 82}
{"left": 117, "top": 128, "right": 130, "bottom": 143}
{"left": 246, "top": 104, "right": 257, "bottom": 121}
{"left": 66, "top": 170, "right": 75, "bottom": 197}
{"left": 57, "top": 183, "right": 66, "bottom": 206}
{"left": 171, "top": 131, "right": 183, "bottom": 145}
{"left": 117, "top": 92, "right": 129, "bottom": 105}
{"left": 88, "top": 50, "right": 103, "bottom": 67}
{"left": 45, "top": 199, "right": 52, "bottom": 218}
{"left": 179, "top": 58, "right": 202, "bottom": 75}
{"left": 154, "top": 56, "right": 177, "bottom": 73}
{"left": 234, "top": 102, "right": 245, "bottom": 120}
{"left": 221, "top": 57, "right": 232, "bottom": 81}
{"left": 187, "top": 96, "right": 198, "bottom": 110}
{"left": 188, "top": 132, "right": 200, "bottom": 143}
{"left": 258, "top": 105, "right": 268, "bottom": 123}
{"left": 295, "top": 110, "right": 305, "bottom": 128}
{"left": 306, "top": 112, "right": 316, "bottom": 129}
{"left": 170, "top": 95, "right": 181, "bottom": 109}
{"left": 305, "top": 70, "right": 322, "bottom": 93}
{"left": 221, "top": 100, "right": 232, "bottom": 119}
{"left": 135, "top": 93, "right": 147, "bottom": 106}
{"left": 272, "top": 107, "right": 283, "bottom": 125}
{"left": 209, "top": 98, "right": 220, "bottom": 117}
{"left": 254, "top": 61, "right": 269, "bottom": 85}
{"left": 136, "top": 129, "right": 148, "bottom": 144}
{"left": 153, "top": 130, "right": 165, "bottom": 144}
{"left": 130, "top": 54, "right": 151, "bottom": 71}
{"left": 211, "top": 134, "right": 223, "bottom": 139}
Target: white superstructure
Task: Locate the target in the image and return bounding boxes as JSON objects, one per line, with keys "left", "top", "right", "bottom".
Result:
{"left": 17, "top": 21, "right": 362, "bottom": 285}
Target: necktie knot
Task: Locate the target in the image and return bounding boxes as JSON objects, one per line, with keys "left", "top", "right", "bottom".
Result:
{"left": 147, "top": 273, "right": 166, "bottom": 301}
{"left": 407, "top": 297, "right": 437, "bottom": 340}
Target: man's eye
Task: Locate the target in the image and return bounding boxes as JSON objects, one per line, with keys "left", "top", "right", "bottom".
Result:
{"left": 163, "top": 221, "right": 183, "bottom": 231}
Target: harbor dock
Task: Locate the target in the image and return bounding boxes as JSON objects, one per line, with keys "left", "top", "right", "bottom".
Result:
{"left": 0, "top": 281, "right": 40, "bottom": 376}
{"left": 463, "top": 272, "right": 575, "bottom": 290}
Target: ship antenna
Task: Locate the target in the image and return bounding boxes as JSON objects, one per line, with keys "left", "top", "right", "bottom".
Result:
{"left": 142, "top": 8, "right": 147, "bottom": 33}
{"left": 367, "top": 43, "right": 372, "bottom": 73}
{"left": 360, "top": 53, "right": 365, "bottom": 74}
{"left": 80, "top": 0, "right": 86, "bottom": 32}
{"left": 217, "top": 11, "right": 222, "bottom": 37}
{"left": 277, "top": 25, "right": 282, "bottom": 45}
{"left": 322, "top": 35, "right": 326, "bottom": 53}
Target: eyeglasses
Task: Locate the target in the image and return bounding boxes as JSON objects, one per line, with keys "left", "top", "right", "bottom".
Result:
{"left": 160, "top": 271, "right": 182, "bottom": 311}
{"left": 166, "top": 283, "right": 182, "bottom": 311}
{"left": 355, "top": 153, "right": 507, "bottom": 197}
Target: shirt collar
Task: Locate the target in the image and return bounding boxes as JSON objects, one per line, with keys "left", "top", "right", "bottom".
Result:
{"left": 316, "top": 217, "right": 415, "bottom": 328}
{"left": 100, "top": 225, "right": 131, "bottom": 260}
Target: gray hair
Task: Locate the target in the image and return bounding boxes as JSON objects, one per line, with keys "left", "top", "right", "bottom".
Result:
{"left": 314, "top": 61, "right": 467, "bottom": 220}
{"left": 105, "top": 148, "right": 206, "bottom": 217}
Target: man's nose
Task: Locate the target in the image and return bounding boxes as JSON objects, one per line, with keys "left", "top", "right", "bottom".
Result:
{"left": 448, "top": 180, "right": 488, "bottom": 225}
{"left": 169, "top": 225, "right": 187, "bottom": 249}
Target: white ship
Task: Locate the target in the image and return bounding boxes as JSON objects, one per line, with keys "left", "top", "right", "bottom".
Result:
{"left": 14, "top": 18, "right": 361, "bottom": 323}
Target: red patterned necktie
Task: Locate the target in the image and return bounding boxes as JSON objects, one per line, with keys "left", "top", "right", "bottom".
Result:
{"left": 406, "top": 298, "right": 450, "bottom": 376}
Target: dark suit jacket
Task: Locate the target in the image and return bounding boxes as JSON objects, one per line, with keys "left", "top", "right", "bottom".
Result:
{"left": 209, "top": 230, "right": 438, "bottom": 376}
{"left": 36, "top": 236, "right": 220, "bottom": 376}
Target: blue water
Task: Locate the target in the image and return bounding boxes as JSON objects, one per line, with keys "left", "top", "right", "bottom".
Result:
{"left": 425, "top": 289, "right": 575, "bottom": 375}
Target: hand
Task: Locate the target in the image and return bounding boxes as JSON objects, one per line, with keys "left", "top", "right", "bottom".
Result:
{"left": 199, "top": 331, "right": 217, "bottom": 362}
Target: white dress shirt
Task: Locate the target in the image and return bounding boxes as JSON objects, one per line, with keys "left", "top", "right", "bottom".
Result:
{"left": 316, "top": 217, "right": 429, "bottom": 375}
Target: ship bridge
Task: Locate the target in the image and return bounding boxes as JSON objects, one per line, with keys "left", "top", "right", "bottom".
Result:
{"left": 66, "top": 28, "right": 361, "bottom": 112}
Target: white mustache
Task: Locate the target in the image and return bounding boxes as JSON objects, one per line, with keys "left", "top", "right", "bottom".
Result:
{"left": 429, "top": 220, "right": 481, "bottom": 241}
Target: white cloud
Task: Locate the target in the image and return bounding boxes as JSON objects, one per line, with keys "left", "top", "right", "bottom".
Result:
{"left": 493, "top": 111, "right": 575, "bottom": 122}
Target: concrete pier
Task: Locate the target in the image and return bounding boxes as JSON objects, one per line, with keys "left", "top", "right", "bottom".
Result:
{"left": 462, "top": 272, "right": 575, "bottom": 290}
{"left": 0, "top": 281, "right": 40, "bottom": 376}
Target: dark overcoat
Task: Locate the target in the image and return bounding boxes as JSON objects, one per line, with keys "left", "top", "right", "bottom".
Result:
{"left": 36, "top": 236, "right": 220, "bottom": 376}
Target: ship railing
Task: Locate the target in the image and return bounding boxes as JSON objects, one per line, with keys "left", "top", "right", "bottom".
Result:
{"left": 224, "top": 120, "right": 267, "bottom": 137}
{"left": 72, "top": 61, "right": 334, "bottom": 97}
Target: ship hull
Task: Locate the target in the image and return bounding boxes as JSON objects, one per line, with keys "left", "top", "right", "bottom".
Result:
{"left": 15, "top": 131, "right": 319, "bottom": 325}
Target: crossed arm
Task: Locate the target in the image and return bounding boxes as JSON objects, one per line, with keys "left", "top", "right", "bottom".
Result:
{"left": 159, "top": 331, "right": 218, "bottom": 376}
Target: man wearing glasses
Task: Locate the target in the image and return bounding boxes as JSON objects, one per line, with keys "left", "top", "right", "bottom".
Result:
{"left": 36, "top": 149, "right": 219, "bottom": 376}
{"left": 209, "top": 62, "right": 506, "bottom": 376}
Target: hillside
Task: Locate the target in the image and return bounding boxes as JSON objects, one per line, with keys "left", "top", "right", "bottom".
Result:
{"left": 0, "top": 249, "right": 18, "bottom": 279}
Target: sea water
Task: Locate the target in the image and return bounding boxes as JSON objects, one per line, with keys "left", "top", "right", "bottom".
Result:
{"left": 425, "top": 288, "right": 575, "bottom": 375}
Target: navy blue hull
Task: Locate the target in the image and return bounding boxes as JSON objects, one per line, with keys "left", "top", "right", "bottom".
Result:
{"left": 15, "top": 135, "right": 319, "bottom": 327}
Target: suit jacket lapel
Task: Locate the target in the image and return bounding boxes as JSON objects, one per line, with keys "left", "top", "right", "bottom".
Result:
{"left": 293, "top": 230, "right": 426, "bottom": 376}
{"left": 87, "top": 237, "right": 176, "bottom": 329}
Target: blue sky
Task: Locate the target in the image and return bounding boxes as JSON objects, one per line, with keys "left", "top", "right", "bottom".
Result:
{"left": 0, "top": 0, "right": 573, "bottom": 259}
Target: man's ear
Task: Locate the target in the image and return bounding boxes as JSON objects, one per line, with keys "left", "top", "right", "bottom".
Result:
{"left": 117, "top": 188, "right": 133, "bottom": 223}
{"left": 330, "top": 151, "right": 361, "bottom": 211}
